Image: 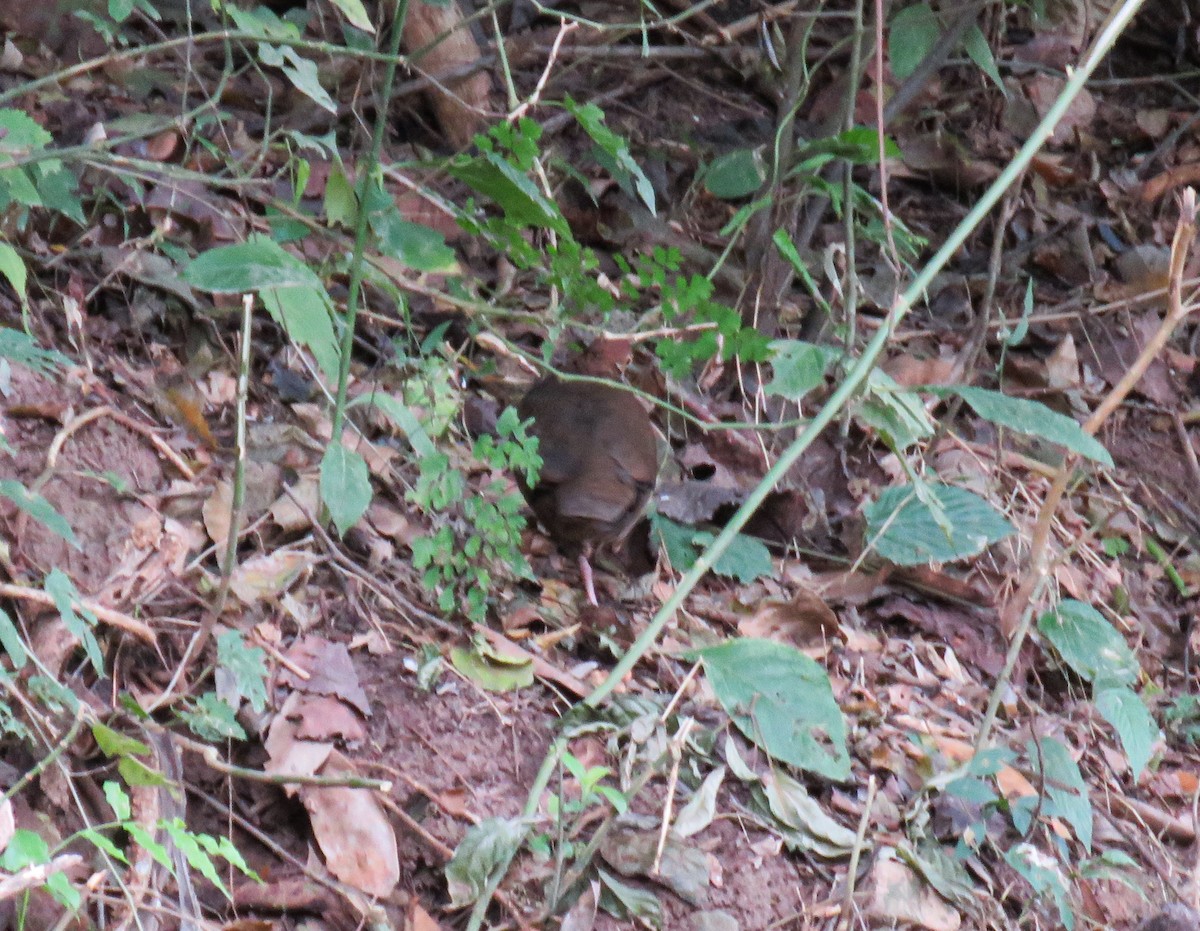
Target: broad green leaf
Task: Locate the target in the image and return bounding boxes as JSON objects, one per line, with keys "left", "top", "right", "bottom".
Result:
{"left": 365, "top": 185, "right": 457, "bottom": 272}
{"left": 450, "top": 639, "right": 534, "bottom": 693}
{"left": 260, "top": 284, "right": 340, "bottom": 381}
{"left": 1037, "top": 599, "right": 1140, "bottom": 688}
{"left": 651, "top": 516, "right": 773, "bottom": 584}
{"left": 321, "top": 445, "right": 372, "bottom": 537}
{"left": 889, "top": 4, "right": 939, "bottom": 80}
{"left": 864, "top": 483, "right": 1015, "bottom": 565}
{"left": 934, "top": 386, "right": 1112, "bottom": 466}
{"left": 765, "top": 339, "right": 841, "bottom": 400}
{"left": 445, "top": 817, "right": 526, "bottom": 907}
{"left": 448, "top": 152, "right": 568, "bottom": 234}
{"left": 704, "top": 148, "right": 766, "bottom": 199}
{"left": 1032, "top": 736, "right": 1092, "bottom": 851}
{"left": 0, "top": 481, "right": 77, "bottom": 547}
{"left": 700, "top": 638, "right": 850, "bottom": 781}
{"left": 692, "top": 530, "right": 774, "bottom": 583}
{"left": 184, "top": 237, "right": 324, "bottom": 293}
{"left": 323, "top": 165, "right": 357, "bottom": 227}
{"left": 598, "top": 868, "right": 664, "bottom": 925}
{"left": 1096, "top": 686, "right": 1159, "bottom": 780}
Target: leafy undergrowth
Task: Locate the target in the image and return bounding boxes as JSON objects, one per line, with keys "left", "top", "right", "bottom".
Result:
{"left": 0, "top": 1, "right": 1198, "bottom": 930}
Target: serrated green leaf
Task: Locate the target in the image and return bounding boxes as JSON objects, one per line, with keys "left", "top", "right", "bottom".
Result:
{"left": 864, "top": 482, "right": 1015, "bottom": 565}
{"left": 1037, "top": 599, "right": 1140, "bottom": 688}
{"left": 1095, "top": 686, "right": 1159, "bottom": 780}
{"left": 935, "top": 386, "right": 1112, "bottom": 466}
{"left": 765, "top": 339, "right": 841, "bottom": 400}
{"left": 216, "top": 629, "right": 269, "bottom": 714}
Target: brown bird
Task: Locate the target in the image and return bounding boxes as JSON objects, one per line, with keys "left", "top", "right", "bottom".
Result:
{"left": 517, "top": 376, "right": 659, "bottom": 605}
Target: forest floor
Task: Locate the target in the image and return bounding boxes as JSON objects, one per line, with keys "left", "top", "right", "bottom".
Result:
{"left": 0, "top": 2, "right": 1199, "bottom": 930}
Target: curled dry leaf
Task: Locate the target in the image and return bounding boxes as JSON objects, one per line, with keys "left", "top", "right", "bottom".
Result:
{"left": 228, "top": 550, "right": 316, "bottom": 605}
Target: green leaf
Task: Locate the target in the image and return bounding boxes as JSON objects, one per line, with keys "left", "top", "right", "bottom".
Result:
{"left": 184, "top": 237, "right": 324, "bottom": 293}
{"left": 0, "top": 244, "right": 27, "bottom": 308}
{"left": 324, "top": 0, "right": 374, "bottom": 32}
{"left": 445, "top": 817, "right": 527, "bottom": 907}
{"left": 260, "top": 284, "right": 340, "bottom": 381}
{"left": 45, "top": 568, "right": 104, "bottom": 673}
{"left": 0, "top": 327, "right": 69, "bottom": 374}
{"left": 566, "top": 97, "right": 656, "bottom": 214}
{"left": 0, "top": 481, "right": 78, "bottom": 547}
{"left": 356, "top": 394, "right": 436, "bottom": 457}
{"left": 704, "top": 148, "right": 766, "bottom": 200}
{"left": 0, "top": 607, "right": 28, "bottom": 669}
{"left": 323, "top": 165, "right": 357, "bottom": 227}
{"left": 448, "top": 151, "right": 568, "bottom": 234}
{"left": 700, "top": 638, "right": 850, "bottom": 781}
{"left": 964, "top": 24, "right": 1005, "bottom": 94}
{"left": 320, "top": 444, "right": 372, "bottom": 537}
{"left": 692, "top": 530, "right": 774, "bottom": 583}
{"left": 933, "top": 386, "right": 1112, "bottom": 466}
{"left": 118, "top": 756, "right": 171, "bottom": 788}
{"left": 80, "top": 827, "right": 128, "bottom": 864}
{"left": 765, "top": 339, "right": 841, "bottom": 400}
{"left": 1037, "top": 599, "right": 1140, "bottom": 688}
{"left": 215, "top": 629, "right": 269, "bottom": 714}
{"left": 1032, "top": 735, "right": 1092, "bottom": 851}
{"left": 179, "top": 693, "right": 248, "bottom": 742}
{"left": 889, "top": 4, "right": 940, "bottom": 80}
{"left": 450, "top": 639, "right": 534, "bottom": 693}
{"left": 856, "top": 369, "right": 934, "bottom": 450}
{"left": 163, "top": 819, "right": 230, "bottom": 897}
{"left": 1095, "top": 686, "right": 1158, "bottom": 780}
{"left": 104, "top": 781, "right": 132, "bottom": 821}
{"left": 651, "top": 516, "right": 773, "bottom": 583}
{"left": 762, "top": 770, "right": 856, "bottom": 854}
{"left": 91, "top": 722, "right": 151, "bottom": 759}
{"left": 365, "top": 185, "right": 457, "bottom": 272}
{"left": 598, "top": 868, "right": 664, "bottom": 925}
{"left": 0, "top": 829, "right": 49, "bottom": 870}
{"left": 864, "top": 482, "right": 1015, "bottom": 565}
{"left": 127, "top": 824, "right": 172, "bottom": 870}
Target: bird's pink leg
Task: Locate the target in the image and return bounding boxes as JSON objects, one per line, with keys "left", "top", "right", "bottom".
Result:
{"left": 578, "top": 553, "right": 599, "bottom": 606}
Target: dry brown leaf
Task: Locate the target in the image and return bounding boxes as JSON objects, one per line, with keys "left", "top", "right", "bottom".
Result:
{"left": 282, "top": 637, "right": 371, "bottom": 716}
{"left": 864, "top": 858, "right": 962, "bottom": 931}
{"left": 301, "top": 750, "right": 399, "bottom": 898}
{"left": 737, "top": 592, "right": 841, "bottom": 653}
{"left": 294, "top": 694, "right": 367, "bottom": 743}
{"left": 228, "top": 550, "right": 315, "bottom": 605}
